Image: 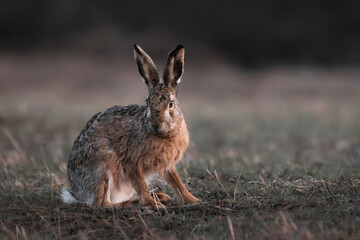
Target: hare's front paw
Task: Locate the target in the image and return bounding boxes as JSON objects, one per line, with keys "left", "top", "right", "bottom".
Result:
{"left": 183, "top": 194, "right": 199, "bottom": 204}
{"left": 141, "top": 194, "right": 166, "bottom": 209}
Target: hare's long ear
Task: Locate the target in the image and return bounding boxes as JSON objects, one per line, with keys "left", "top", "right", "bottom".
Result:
{"left": 163, "top": 45, "right": 185, "bottom": 87}
{"left": 134, "top": 44, "right": 160, "bottom": 89}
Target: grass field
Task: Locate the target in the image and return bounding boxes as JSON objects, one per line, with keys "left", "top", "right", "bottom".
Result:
{"left": 0, "top": 56, "right": 360, "bottom": 239}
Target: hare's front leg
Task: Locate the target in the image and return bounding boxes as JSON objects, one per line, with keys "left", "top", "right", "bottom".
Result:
{"left": 161, "top": 167, "right": 199, "bottom": 204}
{"left": 127, "top": 168, "right": 164, "bottom": 208}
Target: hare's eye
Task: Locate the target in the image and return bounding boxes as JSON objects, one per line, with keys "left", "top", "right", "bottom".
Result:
{"left": 169, "top": 100, "right": 174, "bottom": 109}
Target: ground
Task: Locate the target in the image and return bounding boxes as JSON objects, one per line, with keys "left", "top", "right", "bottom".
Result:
{"left": 0, "top": 53, "right": 360, "bottom": 239}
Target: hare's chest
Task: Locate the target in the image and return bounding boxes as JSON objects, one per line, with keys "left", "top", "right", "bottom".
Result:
{"left": 144, "top": 134, "right": 189, "bottom": 172}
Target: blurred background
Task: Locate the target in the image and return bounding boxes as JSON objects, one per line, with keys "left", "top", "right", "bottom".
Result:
{"left": 1, "top": 3, "right": 360, "bottom": 238}
{"left": 2, "top": 0, "right": 360, "bottom": 64}
{"left": 0, "top": 0, "right": 360, "bottom": 137}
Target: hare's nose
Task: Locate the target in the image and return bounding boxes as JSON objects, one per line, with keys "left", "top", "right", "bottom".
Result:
{"left": 151, "top": 123, "right": 160, "bottom": 132}
{"left": 151, "top": 122, "right": 167, "bottom": 133}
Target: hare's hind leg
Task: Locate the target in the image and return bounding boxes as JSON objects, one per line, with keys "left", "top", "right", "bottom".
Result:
{"left": 107, "top": 192, "right": 170, "bottom": 208}
{"left": 103, "top": 192, "right": 169, "bottom": 208}
{"left": 105, "top": 196, "right": 140, "bottom": 208}
{"left": 153, "top": 192, "right": 171, "bottom": 203}
{"left": 93, "top": 176, "right": 109, "bottom": 206}
{"left": 95, "top": 167, "right": 170, "bottom": 208}
{"left": 93, "top": 174, "right": 138, "bottom": 207}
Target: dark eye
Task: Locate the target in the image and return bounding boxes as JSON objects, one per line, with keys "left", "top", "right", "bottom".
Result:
{"left": 169, "top": 100, "right": 174, "bottom": 109}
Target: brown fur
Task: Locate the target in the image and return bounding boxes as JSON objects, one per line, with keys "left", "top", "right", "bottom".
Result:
{"left": 63, "top": 45, "right": 198, "bottom": 208}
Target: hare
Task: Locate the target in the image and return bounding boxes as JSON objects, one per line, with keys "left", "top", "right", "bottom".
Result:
{"left": 61, "top": 44, "right": 199, "bottom": 208}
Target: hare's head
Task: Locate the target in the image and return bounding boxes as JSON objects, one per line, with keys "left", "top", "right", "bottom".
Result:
{"left": 134, "top": 45, "right": 185, "bottom": 134}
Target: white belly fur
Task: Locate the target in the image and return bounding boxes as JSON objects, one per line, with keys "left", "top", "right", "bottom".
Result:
{"left": 106, "top": 170, "right": 135, "bottom": 203}
{"left": 105, "top": 171, "right": 160, "bottom": 204}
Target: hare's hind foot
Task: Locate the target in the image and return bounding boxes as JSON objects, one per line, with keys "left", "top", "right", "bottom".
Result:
{"left": 104, "top": 192, "right": 171, "bottom": 209}
{"left": 104, "top": 196, "right": 141, "bottom": 208}
{"left": 152, "top": 192, "right": 171, "bottom": 203}
{"left": 140, "top": 192, "right": 169, "bottom": 209}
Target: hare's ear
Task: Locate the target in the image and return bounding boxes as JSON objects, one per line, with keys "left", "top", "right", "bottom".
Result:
{"left": 134, "top": 44, "right": 160, "bottom": 89}
{"left": 163, "top": 45, "right": 185, "bottom": 87}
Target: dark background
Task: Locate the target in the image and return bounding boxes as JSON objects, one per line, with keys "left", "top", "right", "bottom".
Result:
{"left": 1, "top": 0, "right": 360, "bottom": 67}
{"left": 2, "top": 2, "right": 360, "bottom": 239}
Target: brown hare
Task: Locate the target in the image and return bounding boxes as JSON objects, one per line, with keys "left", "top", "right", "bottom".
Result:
{"left": 61, "top": 45, "right": 199, "bottom": 208}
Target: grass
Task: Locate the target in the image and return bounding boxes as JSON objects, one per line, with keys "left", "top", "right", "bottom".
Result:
{"left": 1, "top": 98, "right": 359, "bottom": 240}
{"left": 1, "top": 60, "right": 360, "bottom": 239}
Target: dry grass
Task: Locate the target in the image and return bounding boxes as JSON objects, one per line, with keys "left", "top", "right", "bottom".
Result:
{"left": 0, "top": 55, "right": 360, "bottom": 239}
{"left": 1, "top": 99, "right": 359, "bottom": 240}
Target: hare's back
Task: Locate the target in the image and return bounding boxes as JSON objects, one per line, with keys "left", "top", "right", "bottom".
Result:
{"left": 68, "top": 105, "right": 146, "bottom": 167}
{"left": 73, "top": 104, "right": 145, "bottom": 143}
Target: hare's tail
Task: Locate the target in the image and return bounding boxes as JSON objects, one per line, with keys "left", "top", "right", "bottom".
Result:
{"left": 61, "top": 187, "right": 78, "bottom": 204}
